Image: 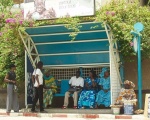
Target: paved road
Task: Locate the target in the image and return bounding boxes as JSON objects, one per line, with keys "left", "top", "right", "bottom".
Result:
{"left": 0, "top": 117, "right": 93, "bottom": 120}
{"left": 0, "top": 116, "right": 149, "bottom": 120}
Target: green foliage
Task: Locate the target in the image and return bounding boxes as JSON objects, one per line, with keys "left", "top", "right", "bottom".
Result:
{"left": 60, "top": 17, "right": 81, "bottom": 41}
{"left": 0, "top": 8, "right": 35, "bottom": 86}
{"left": 148, "top": 0, "right": 150, "bottom": 5}
{"left": 95, "top": 0, "right": 150, "bottom": 60}
{"left": 0, "top": 0, "right": 13, "bottom": 11}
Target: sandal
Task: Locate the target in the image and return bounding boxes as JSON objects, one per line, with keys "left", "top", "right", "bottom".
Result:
{"left": 134, "top": 109, "right": 144, "bottom": 114}
{"left": 73, "top": 106, "right": 77, "bottom": 109}
{"left": 90, "top": 106, "right": 93, "bottom": 109}
{"left": 62, "top": 106, "right": 67, "bottom": 109}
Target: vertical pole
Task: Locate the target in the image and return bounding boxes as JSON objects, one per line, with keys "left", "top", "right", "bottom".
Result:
{"left": 79, "top": 67, "right": 83, "bottom": 77}
{"left": 25, "top": 51, "right": 27, "bottom": 108}
{"left": 137, "top": 35, "right": 142, "bottom": 109}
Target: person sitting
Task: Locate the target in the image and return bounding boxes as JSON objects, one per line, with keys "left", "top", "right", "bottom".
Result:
{"left": 62, "top": 71, "right": 84, "bottom": 109}
{"left": 78, "top": 70, "right": 99, "bottom": 109}
{"left": 43, "top": 69, "right": 57, "bottom": 108}
{"left": 111, "top": 80, "right": 136, "bottom": 114}
{"left": 115, "top": 80, "right": 136, "bottom": 105}
{"left": 95, "top": 67, "right": 110, "bottom": 108}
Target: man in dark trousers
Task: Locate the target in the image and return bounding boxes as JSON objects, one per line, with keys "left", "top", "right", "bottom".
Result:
{"left": 31, "top": 61, "right": 46, "bottom": 112}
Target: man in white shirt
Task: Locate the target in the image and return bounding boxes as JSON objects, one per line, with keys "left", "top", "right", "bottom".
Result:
{"left": 31, "top": 69, "right": 36, "bottom": 100}
{"left": 31, "top": 61, "right": 45, "bottom": 112}
{"left": 62, "top": 71, "right": 84, "bottom": 109}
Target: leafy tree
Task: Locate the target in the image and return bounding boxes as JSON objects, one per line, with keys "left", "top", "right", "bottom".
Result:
{"left": 0, "top": 0, "right": 13, "bottom": 9}
{"left": 0, "top": 0, "right": 34, "bottom": 87}
{"left": 96, "top": 0, "right": 150, "bottom": 61}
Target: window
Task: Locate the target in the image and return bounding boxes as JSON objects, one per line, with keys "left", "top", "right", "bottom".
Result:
{"left": 50, "top": 67, "right": 106, "bottom": 80}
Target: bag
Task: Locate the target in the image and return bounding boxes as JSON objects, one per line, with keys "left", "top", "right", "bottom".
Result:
{"left": 68, "top": 86, "right": 81, "bottom": 92}
{"left": 68, "top": 88, "right": 77, "bottom": 92}
{"left": 32, "top": 69, "right": 36, "bottom": 85}
{"left": 14, "top": 85, "right": 18, "bottom": 92}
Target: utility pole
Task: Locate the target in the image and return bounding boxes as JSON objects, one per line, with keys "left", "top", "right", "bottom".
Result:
{"left": 131, "top": 22, "right": 144, "bottom": 109}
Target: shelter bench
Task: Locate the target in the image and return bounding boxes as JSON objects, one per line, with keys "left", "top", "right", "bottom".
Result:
{"left": 54, "top": 80, "right": 70, "bottom": 97}
{"left": 52, "top": 80, "right": 74, "bottom": 108}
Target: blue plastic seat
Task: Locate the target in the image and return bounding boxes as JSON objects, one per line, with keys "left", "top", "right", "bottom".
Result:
{"left": 54, "top": 80, "right": 69, "bottom": 97}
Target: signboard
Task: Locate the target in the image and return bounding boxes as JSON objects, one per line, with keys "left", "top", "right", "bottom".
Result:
{"left": 133, "top": 36, "right": 138, "bottom": 53}
{"left": 24, "top": 0, "right": 95, "bottom": 20}
{"left": 144, "top": 94, "right": 150, "bottom": 118}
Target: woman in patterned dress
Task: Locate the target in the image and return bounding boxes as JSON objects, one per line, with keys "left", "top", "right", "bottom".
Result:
{"left": 95, "top": 67, "right": 111, "bottom": 108}
{"left": 115, "top": 80, "right": 136, "bottom": 105}
{"left": 78, "top": 70, "right": 99, "bottom": 109}
{"left": 114, "top": 80, "right": 137, "bottom": 114}
{"left": 43, "top": 69, "right": 57, "bottom": 108}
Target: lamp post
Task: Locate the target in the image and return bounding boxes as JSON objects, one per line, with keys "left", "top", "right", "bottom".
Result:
{"left": 131, "top": 22, "right": 144, "bottom": 109}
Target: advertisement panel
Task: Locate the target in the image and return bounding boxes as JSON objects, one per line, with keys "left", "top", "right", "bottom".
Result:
{"left": 24, "top": 0, "right": 95, "bottom": 20}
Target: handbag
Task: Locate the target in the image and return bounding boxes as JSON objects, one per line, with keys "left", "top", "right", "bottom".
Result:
{"left": 68, "top": 86, "right": 81, "bottom": 92}
{"left": 68, "top": 88, "right": 77, "bottom": 92}
{"left": 14, "top": 85, "right": 18, "bottom": 92}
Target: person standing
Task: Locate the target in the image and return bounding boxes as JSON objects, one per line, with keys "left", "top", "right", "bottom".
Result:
{"left": 62, "top": 71, "right": 84, "bottom": 109}
{"left": 4, "top": 64, "right": 19, "bottom": 113}
{"left": 31, "top": 63, "right": 37, "bottom": 99}
{"left": 31, "top": 61, "right": 45, "bottom": 112}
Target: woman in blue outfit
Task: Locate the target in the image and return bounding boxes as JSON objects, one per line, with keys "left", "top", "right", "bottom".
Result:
{"left": 95, "top": 68, "right": 110, "bottom": 108}
{"left": 78, "top": 70, "right": 99, "bottom": 109}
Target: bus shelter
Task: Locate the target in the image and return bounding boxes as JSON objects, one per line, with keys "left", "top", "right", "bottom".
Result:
{"left": 19, "top": 22, "right": 123, "bottom": 108}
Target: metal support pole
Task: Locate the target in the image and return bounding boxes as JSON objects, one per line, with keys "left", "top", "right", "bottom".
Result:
{"left": 131, "top": 22, "right": 144, "bottom": 109}
{"left": 79, "top": 67, "right": 83, "bottom": 77}
{"left": 137, "top": 36, "right": 142, "bottom": 109}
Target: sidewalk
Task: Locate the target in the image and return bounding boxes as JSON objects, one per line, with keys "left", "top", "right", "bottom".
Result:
{"left": 0, "top": 108, "right": 147, "bottom": 119}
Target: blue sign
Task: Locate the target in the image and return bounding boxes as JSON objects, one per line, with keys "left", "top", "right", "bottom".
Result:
{"left": 134, "top": 22, "right": 144, "bottom": 32}
{"left": 133, "top": 36, "right": 138, "bottom": 53}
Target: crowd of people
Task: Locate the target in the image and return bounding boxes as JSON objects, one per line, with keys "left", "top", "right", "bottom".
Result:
{"left": 61, "top": 67, "right": 111, "bottom": 109}
{"left": 4, "top": 61, "right": 136, "bottom": 113}
{"left": 30, "top": 62, "right": 111, "bottom": 111}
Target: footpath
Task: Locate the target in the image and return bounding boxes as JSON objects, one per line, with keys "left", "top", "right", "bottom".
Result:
{"left": 0, "top": 108, "right": 148, "bottom": 119}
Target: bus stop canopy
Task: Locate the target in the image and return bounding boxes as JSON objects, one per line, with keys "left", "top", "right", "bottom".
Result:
{"left": 21, "top": 22, "right": 111, "bottom": 68}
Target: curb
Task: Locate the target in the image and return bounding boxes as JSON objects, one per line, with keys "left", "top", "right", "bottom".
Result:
{"left": 0, "top": 112, "right": 146, "bottom": 119}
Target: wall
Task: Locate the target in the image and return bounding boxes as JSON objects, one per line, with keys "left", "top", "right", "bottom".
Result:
{"left": 124, "top": 57, "right": 150, "bottom": 108}
{"left": 124, "top": 57, "right": 150, "bottom": 90}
